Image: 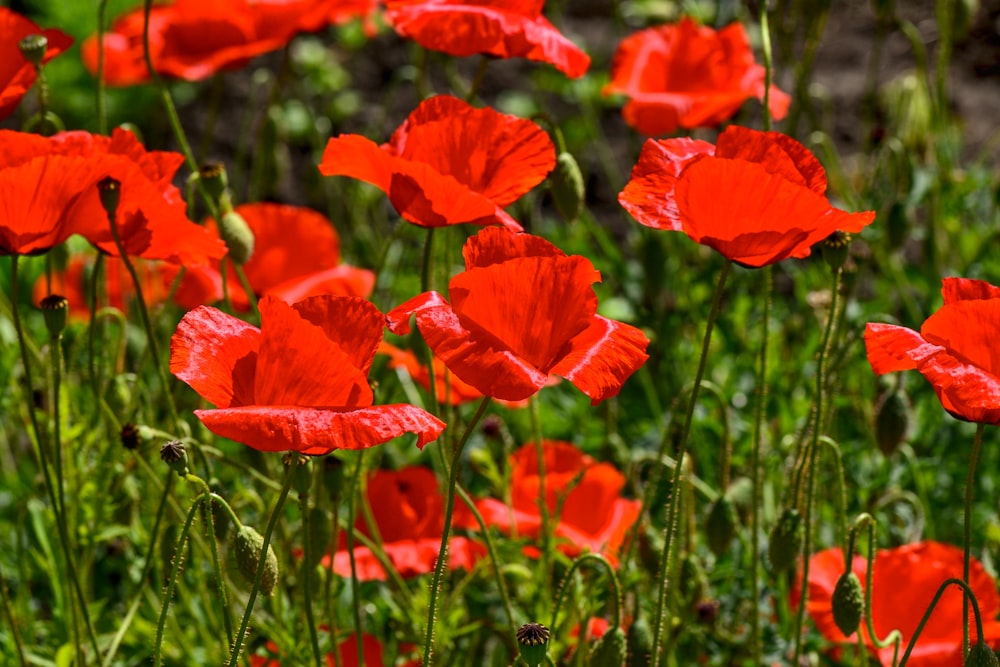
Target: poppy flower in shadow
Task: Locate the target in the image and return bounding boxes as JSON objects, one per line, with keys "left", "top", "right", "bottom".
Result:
{"left": 319, "top": 95, "right": 555, "bottom": 230}
{"left": 1, "top": 8, "right": 73, "bottom": 120}
{"left": 798, "top": 541, "right": 1000, "bottom": 666}
{"left": 323, "top": 466, "right": 483, "bottom": 580}
{"left": 385, "top": 0, "right": 589, "bottom": 78}
{"left": 173, "top": 203, "right": 375, "bottom": 310}
{"left": 619, "top": 125, "right": 875, "bottom": 267}
{"left": 476, "top": 441, "right": 639, "bottom": 565}
{"left": 170, "top": 295, "right": 445, "bottom": 454}
{"left": 0, "top": 128, "right": 225, "bottom": 264}
{"left": 81, "top": 0, "right": 309, "bottom": 85}
{"left": 603, "top": 17, "right": 789, "bottom": 136}
{"left": 865, "top": 277, "right": 1000, "bottom": 425}
{"left": 386, "top": 226, "right": 649, "bottom": 403}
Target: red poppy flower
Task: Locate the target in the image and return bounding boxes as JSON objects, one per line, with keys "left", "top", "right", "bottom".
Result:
{"left": 172, "top": 203, "right": 375, "bottom": 310}
{"left": 386, "top": 226, "right": 649, "bottom": 403}
{"left": 618, "top": 125, "right": 876, "bottom": 267}
{"left": 798, "top": 541, "right": 1000, "bottom": 666}
{"left": 322, "top": 466, "right": 483, "bottom": 580}
{"left": 250, "top": 632, "right": 419, "bottom": 667}
{"left": 81, "top": 0, "right": 306, "bottom": 86}
{"left": 384, "top": 0, "right": 589, "bottom": 78}
{"left": 0, "top": 8, "right": 73, "bottom": 120}
{"left": 603, "top": 17, "right": 790, "bottom": 136}
{"left": 0, "top": 128, "right": 225, "bottom": 264}
{"left": 283, "top": 0, "right": 381, "bottom": 34}
{"left": 476, "top": 441, "right": 639, "bottom": 565}
{"left": 170, "top": 295, "right": 445, "bottom": 455}
{"left": 319, "top": 95, "right": 555, "bottom": 230}
{"left": 865, "top": 277, "right": 1000, "bottom": 424}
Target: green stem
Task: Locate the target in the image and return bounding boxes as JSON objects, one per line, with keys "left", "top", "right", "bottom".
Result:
{"left": 454, "top": 483, "right": 517, "bottom": 629}
{"left": 464, "top": 56, "right": 490, "bottom": 103}
{"left": 347, "top": 451, "right": 367, "bottom": 664}
{"left": 963, "top": 423, "right": 986, "bottom": 659}
{"left": 0, "top": 564, "right": 28, "bottom": 667}
{"left": 530, "top": 398, "right": 553, "bottom": 616}
{"left": 422, "top": 397, "right": 492, "bottom": 666}
{"left": 760, "top": 0, "right": 774, "bottom": 132}
{"left": 550, "top": 553, "right": 622, "bottom": 631}
{"left": 749, "top": 265, "right": 771, "bottom": 665}
{"left": 300, "top": 493, "right": 323, "bottom": 667}
{"left": 792, "top": 267, "right": 842, "bottom": 665}
{"left": 233, "top": 263, "right": 260, "bottom": 322}
{"left": 227, "top": 457, "right": 299, "bottom": 667}
{"left": 96, "top": 0, "right": 110, "bottom": 135}
{"left": 848, "top": 514, "right": 903, "bottom": 652}
{"left": 650, "top": 260, "right": 731, "bottom": 667}
{"left": 899, "top": 578, "right": 986, "bottom": 666}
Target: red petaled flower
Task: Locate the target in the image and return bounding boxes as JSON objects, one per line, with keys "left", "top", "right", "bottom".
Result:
{"left": 169, "top": 295, "right": 445, "bottom": 455}
{"left": 603, "top": 17, "right": 790, "bottom": 136}
{"left": 319, "top": 95, "right": 555, "bottom": 230}
{"left": 0, "top": 8, "right": 73, "bottom": 120}
{"left": 385, "top": 0, "right": 589, "bottom": 78}
{"left": 81, "top": 0, "right": 309, "bottom": 85}
{"left": 476, "top": 441, "right": 640, "bottom": 565}
{"left": 322, "top": 466, "right": 483, "bottom": 580}
{"left": 285, "top": 0, "right": 381, "bottom": 34}
{"left": 386, "top": 226, "right": 650, "bottom": 403}
{"left": 174, "top": 203, "right": 375, "bottom": 310}
{"left": 798, "top": 541, "right": 1000, "bottom": 666}
{"left": 250, "top": 632, "right": 419, "bottom": 667}
{"left": 0, "top": 128, "right": 225, "bottom": 263}
{"left": 865, "top": 277, "right": 1000, "bottom": 424}
{"left": 618, "top": 125, "right": 876, "bottom": 267}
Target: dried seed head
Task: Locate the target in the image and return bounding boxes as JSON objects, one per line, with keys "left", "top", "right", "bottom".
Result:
{"left": 516, "top": 623, "right": 550, "bottom": 667}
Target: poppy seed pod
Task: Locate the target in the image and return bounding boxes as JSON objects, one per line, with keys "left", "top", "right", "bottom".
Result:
{"left": 967, "top": 641, "right": 1000, "bottom": 667}
{"left": 232, "top": 525, "right": 279, "bottom": 596}
{"left": 706, "top": 496, "right": 739, "bottom": 558}
{"left": 516, "top": 623, "right": 551, "bottom": 667}
{"left": 588, "top": 626, "right": 628, "bottom": 667}
{"left": 768, "top": 508, "right": 803, "bottom": 573}
{"left": 159, "top": 440, "right": 189, "bottom": 477}
{"left": 831, "top": 571, "right": 865, "bottom": 636}
{"left": 38, "top": 294, "right": 68, "bottom": 338}
{"left": 198, "top": 162, "right": 229, "bottom": 205}
{"left": 549, "top": 151, "right": 585, "bottom": 223}
{"left": 18, "top": 34, "right": 48, "bottom": 67}
{"left": 218, "top": 209, "right": 254, "bottom": 265}
{"left": 821, "top": 231, "right": 852, "bottom": 271}
{"left": 97, "top": 176, "right": 121, "bottom": 220}
{"left": 875, "top": 387, "right": 910, "bottom": 456}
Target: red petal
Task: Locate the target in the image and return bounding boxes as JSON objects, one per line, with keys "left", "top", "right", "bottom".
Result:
{"left": 170, "top": 306, "right": 260, "bottom": 408}
{"left": 0, "top": 9, "right": 73, "bottom": 120}
{"left": 327, "top": 535, "right": 483, "bottom": 581}
{"left": 921, "top": 300, "right": 1000, "bottom": 377}
{"left": 291, "top": 295, "right": 384, "bottom": 376}
{"left": 461, "top": 225, "right": 564, "bottom": 269}
{"left": 194, "top": 404, "right": 445, "bottom": 454}
{"left": 618, "top": 137, "right": 715, "bottom": 232}
{"left": 714, "top": 126, "right": 828, "bottom": 194}
{"left": 864, "top": 322, "right": 924, "bottom": 374}
{"left": 266, "top": 265, "right": 376, "bottom": 303}
{"left": 548, "top": 315, "right": 650, "bottom": 404}
{"left": 253, "top": 297, "right": 373, "bottom": 408}
{"left": 941, "top": 277, "right": 1000, "bottom": 304}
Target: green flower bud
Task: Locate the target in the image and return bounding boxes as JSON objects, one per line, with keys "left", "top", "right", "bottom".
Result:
{"left": 105, "top": 372, "right": 136, "bottom": 416}
{"left": 875, "top": 387, "right": 909, "bottom": 456}
{"left": 678, "top": 552, "right": 708, "bottom": 607}
{"left": 306, "top": 506, "right": 332, "bottom": 568}
{"left": 322, "top": 456, "right": 344, "bottom": 505}
{"left": 705, "top": 496, "right": 738, "bottom": 558}
{"left": 549, "top": 151, "right": 585, "bottom": 222}
{"left": 967, "top": 642, "right": 1000, "bottom": 667}
{"left": 38, "top": 294, "right": 68, "bottom": 339}
{"left": 218, "top": 210, "right": 254, "bottom": 265}
{"left": 587, "top": 626, "right": 627, "bottom": 667}
{"left": 18, "top": 34, "right": 48, "bottom": 67}
{"left": 232, "top": 525, "right": 279, "bottom": 596}
{"left": 198, "top": 162, "right": 229, "bottom": 204}
{"left": 159, "top": 440, "right": 189, "bottom": 477}
{"left": 626, "top": 616, "right": 652, "bottom": 667}
{"left": 768, "top": 508, "right": 803, "bottom": 573}
{"left": 831, "top": 571, "right": 865, "bottom": 636}
{"left": 516, "top": 622, "right": 550, "bottom": 667}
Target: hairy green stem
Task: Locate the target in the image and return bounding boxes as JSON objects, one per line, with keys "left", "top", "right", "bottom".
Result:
{"left": 550, "top": 553, "right": 622, "bottom": 632}
{"left": 963, "top": 423, "right": 986, "bottom": 659}
{"left": 347, "top": 451, "right": 367, "bottom": 664}
{"left": 899, "top": 578, "right": 986, "bottom": 666}
{"left": 300, "top": 493, "right": 323, "bottom": 667}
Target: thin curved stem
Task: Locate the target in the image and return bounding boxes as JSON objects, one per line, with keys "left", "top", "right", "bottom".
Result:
{"left": 455, "top": 483, "right": 516, "bottom": 628}
{"left": 749, "top": 265, "right": 771, "bottom": 665}
{"left": 347, "top": 451, "right": 367, "bottom": 664}
{"left": 550, "top": 553, "right": 622, "bottom": 632}
{"left": 899, "top": 578, "right": 986, "bottom": 666}
{"left": 650, "top": 260, "right": 731, "bottom": 667}
{"left": 963, "top": 423, "right": 986, "bottom": 659}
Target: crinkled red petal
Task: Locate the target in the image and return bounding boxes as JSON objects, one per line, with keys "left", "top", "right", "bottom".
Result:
{"left": 548, "top": 315, "right": 650, "bottom": 405}
{"left": 170, "top": 306, "right": 260, "bottom": 408}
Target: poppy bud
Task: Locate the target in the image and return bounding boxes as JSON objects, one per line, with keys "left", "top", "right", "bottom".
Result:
{"left": 967, "top": 641, "right": 1000, "bottom": 667}
{"left": 306, "top": 506, "right": 332, "bottom": 568}
{"left": 38, "top": 294, "right": 68, "bottom": 339}
{"left": 587, "top": 626, "right": 627, "bottom": 667}
{"left": 678, "top": 552, "right": 708, "bottom": 607}
{"left": 821, "top": 231, "right": 852, "bottom": 272}
{"left": 18, "top": 34, "right": 48, "bottom": 67}
{"left": 321, "top": 456, "right": 344, "bottom": 505}
{"left": 831, "top": 571, "right": 864, "bottom": 636}
{"left": 875, "top": 387, "right": 909, "bottom": 456}
{"left": 768, "top": 508, "right": 804, "bottom": 573}
{"left": 626, "top": 616, "right": 652, "bottom": 667}
{"left": 218, "top": 209, "right": 254, "bottom": 265}
{"left": 516, "top": 622, "right": 550, "bottom": 667}
{"left": 232, "top": 524, "right": 279, "bottom": 596}
{"left": 549, "top": 151, "right": 585, "bottom": 223}
{"left": 97, "top": 176, "right": 121, "bottom": 221}
{"left": 120, "top": 423, "right": 141, "bottom": 450}
{"left": 283, "top": 453, "right": 311, "bottom": 497}
{"left": 881, "top": 72, "right": 932, "bottom": 152}
{"left": 159, "top": 440, "right": 189, "bottom": 477}
{"left": 705, "top": 495, "right": 739, "bottom": 558}
{"left": 198, "top": 162, "right": 229, "bottom": 204}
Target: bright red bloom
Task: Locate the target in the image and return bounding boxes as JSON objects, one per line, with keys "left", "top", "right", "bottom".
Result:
{"left": 81, "top": 0, "right": 309, "bottom": 85}
{"left": 170, "top": 295, "right": 445, "bottom": 455}
{"left": 385, "top": 0, "right": 589, "bottom": 78}
{"left": 0, "top": 128, "right": 225, "bottom": 263}
{"left": 865, "top": 278, "right": 1000, "bottom": 424}
{"left": 250, "top": 632, "right": 419, "bottom": 667}
{"left": 174, "top": 203, "right": 375, "bottom": 310}
{"left": 319, "top": 95, "right": 555, "bottom": 230}
{"left": 799, "top": 541, "right": 1000, "bottom": 666}
{"left": 386, "top": 227, "right": 649, "bottom": 403}
{"left": 476, "top": 441, "right": 640, "bottom": 565}
{"left": 282, "top": 0, "right": 381, "bottom": 34}
{"left": 323, "top": 466, "right": 483, "bottom": 580}
{"left": 619, "top": 125, "right": 876, "bottom": 267}
{"left": 603, "top": 17, "right": 789, "bottom": 136}
{"left": 0, "top": 8, "right": 73, "bottom": 120}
